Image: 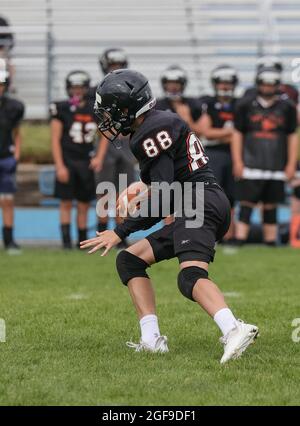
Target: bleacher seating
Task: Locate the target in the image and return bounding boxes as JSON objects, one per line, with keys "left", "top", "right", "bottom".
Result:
{"left": 1, "top": 0, "right": 300, "bottom": 119}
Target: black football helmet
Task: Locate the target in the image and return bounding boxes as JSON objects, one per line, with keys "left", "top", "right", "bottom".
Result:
{"left": 255, "top": 66, "right": 281, "bottom": 99}
{"left": 65, "top": 70, "right": 90, "bottom": 95}
{"left": 256, "top": 66, "right": 281, "bottom": 86}
{"left": 256, "top": 56, "right": 283, "bottom": 73}
{"left": 99, "top": 48, "right": 128, "bottom": 75}
{"left": 211, "top": 65, "right": 238, "bottom": 98}
{"left": 94, "top": 69, "right": 156, "bottom": 142}
{"left": 161, "top": 65, "right": 188, "bottom": 99}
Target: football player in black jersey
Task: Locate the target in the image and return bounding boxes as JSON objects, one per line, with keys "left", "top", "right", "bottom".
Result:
{"left": 91, "top": 48, "right": 136, "bottom": 248}
{"left": 80, "top": 69, "right": 259, "bottom": 363}
{"left": 0, "top": 67, "right": 24, "bottom": 252}
{"left": 198, "top": 65, "right": 239, "bottom": 242}
{"left": 50, "top": 70, "right": 102, "bottom": 249}
{"left": 232, "top": 66, "right": 298, "bottom": 246}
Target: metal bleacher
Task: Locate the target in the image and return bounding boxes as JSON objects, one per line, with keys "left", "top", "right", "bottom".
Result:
{"left": 1, "top": 0, "right": 300, "bottom": 119}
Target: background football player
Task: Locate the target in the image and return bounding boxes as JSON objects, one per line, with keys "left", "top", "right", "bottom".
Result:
{"left": 92, "top": 48, "right": 137, "bottom": 249}
{"left": 232, "top": 66, "right": 299, "bottom": 246}
{"left": 0, "top": 61, "right": 24, "bottom": 253}
{"left": 243, "top": 56, "right": 299, "bottom": 106}
{"left": 156, "top": 65, "right": 203, "bottom": 133}
{"left": 81, "top": 69, "right": 259, "bottom": 364}
{"left": 0, "top": 64, "right": 24, "bottom": 253}
{"left": 198, "top": 65, "right": 239, "bottom": 243}
{"left": 50, "top": 70, "right": 102, "bottom": 249}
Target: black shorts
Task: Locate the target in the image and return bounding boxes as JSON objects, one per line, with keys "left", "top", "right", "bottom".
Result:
{"left": 0, "top": 156, "right": 17, "bottom": 194}
{"left": 205, "top": 147, "right": 235, "bottom": 206}
{"left": 146, "top": 183, "right": 231, "bottom": 264}
{"left": 236, "top": 179, "right": 285, "bottom": 204}
{"left": 55, "top": 157, "right": 95, "bottom": 202}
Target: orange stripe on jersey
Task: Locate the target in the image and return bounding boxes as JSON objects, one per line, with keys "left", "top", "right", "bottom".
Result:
{"left": 219, "top": 111, "right": 233, "bottom": 121}
{"left": 74, "top": 114, "right": 93, "bottom": 122}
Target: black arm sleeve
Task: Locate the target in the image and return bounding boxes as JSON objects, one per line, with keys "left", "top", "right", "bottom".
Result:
{"left": 114, "top": 153, "right": 175, "bottom": 240}
{"left": 286, "top": 102, "right": 298, "bottom": 134}
{"left": 234, "top": 101, "right": 248, "bottom": 133}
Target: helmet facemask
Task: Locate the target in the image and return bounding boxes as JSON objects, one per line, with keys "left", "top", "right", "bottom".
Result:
{"left": 161, "top": 66, "right": 187, "bottom": 101}
{"left": 256, "top": 68, "right": 281, "bottom": 99}
{"left": 211, "top": 66, "right": 238, "bottom": 100}
{"left": 66, "top": 71, "right": 90, "bottom": 105}
{"left": 94, "top": 97, "right": 134, "bottom": 144}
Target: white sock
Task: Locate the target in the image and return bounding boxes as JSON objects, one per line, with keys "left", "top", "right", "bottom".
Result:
{"left": 214, "top": 308, "right": 237, "bottom": 336}
{"left": 140, "top": 314, "right": 160, "bottom": 346}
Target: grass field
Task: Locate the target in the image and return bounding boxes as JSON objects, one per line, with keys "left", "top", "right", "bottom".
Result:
{"left": 0, "top": 246, "right": 299, "bottom": 406}
{"left": 21, "top": 123, "right": 51, "bottom": 163}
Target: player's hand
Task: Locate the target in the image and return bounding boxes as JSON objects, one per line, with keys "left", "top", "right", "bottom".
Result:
{"left": 285, "top": 163, "right": 296, "bottom": 181}
{"left": 56, "top": 165, "right": 69, "bottom": 183}
{"left": 90, "top": 157, "right": 103, "bottom": 173}
{"left": 80, "top": 230, "right": 121, "bottom": 256}
{"left": 233, "top": 161, "right": 244, "bottom": 179}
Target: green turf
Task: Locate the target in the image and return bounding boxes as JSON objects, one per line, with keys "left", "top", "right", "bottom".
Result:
{"left": 0, "top": 246, "right": 299, "bottom": 406}
{"left": 21, "top": 123, "right": 51, "bottom": 164}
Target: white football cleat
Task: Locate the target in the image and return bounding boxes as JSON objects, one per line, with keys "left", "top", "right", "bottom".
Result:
{"left": 126, "top": 335, "right": 169, "bottom": 353}
{"left": 220, "top": 320, "right": 259, "bottom": 364}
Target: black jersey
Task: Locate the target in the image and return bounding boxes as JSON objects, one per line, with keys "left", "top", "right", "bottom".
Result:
{"left": 0, "top": 96, "right": 24, "bottom": 159}
{"left": 235, "top": 96, "right": 297, "bottom": 171}
{"left": 49, "top": 100, "right": 98, "bottom": 160}
{"left": 114, "top": 109, "right": 216, "bottom": 240}
{"left": 201, "top": 96, "right": 237, "bottom": 150}
{"left": 88, "top": 85, "right": 97, "bottom": 102}
{"left": 130, "top": 109, "right": 215, "bottom": 185}
{"left": 155, "top": 97, "right": 202, "bottom": 122}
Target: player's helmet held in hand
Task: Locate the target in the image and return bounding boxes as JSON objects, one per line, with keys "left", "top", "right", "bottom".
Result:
{"left": 94, "top": 69, "right": 156, "bottom": 142}
{"left": 99, "top": 48, "right": 128, "bottom": 75}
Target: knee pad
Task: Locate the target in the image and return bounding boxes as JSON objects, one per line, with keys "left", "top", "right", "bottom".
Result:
{"left": 116, "top": 250, "right": 149, "bottom": 286}
{"left": 263, "top": 208, "right": 277, "bottom": 224}
{"left": 239, "top": 205, "right": 252, "bottom": 224}
{"left": 177, "top": 266, "right": 208, "bottom": 301}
